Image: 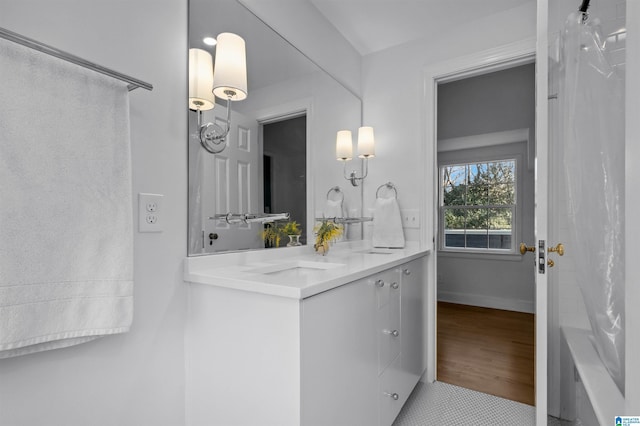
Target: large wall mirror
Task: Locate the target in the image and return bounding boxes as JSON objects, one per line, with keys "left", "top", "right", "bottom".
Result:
{"left": 188, "top": 0, "right": 362, "bottom": 256}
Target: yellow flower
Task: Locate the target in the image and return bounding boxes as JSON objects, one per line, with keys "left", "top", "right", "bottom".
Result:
{"left": 313, "top": 219, "right": 343, "bottom": 249}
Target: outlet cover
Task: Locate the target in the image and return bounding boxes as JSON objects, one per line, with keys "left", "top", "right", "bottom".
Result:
{"left": 139, "top": 193, "right": 163, "bottom": 232}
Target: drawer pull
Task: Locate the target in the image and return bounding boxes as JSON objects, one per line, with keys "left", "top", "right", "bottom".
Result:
{"left": 383, "top": 329, "right": 400, "bottom": 337}
{"left": 375, "top": 279, "right": 385, "bottom": 288}
{"left": 384, "top": 392, "right": 399, "bottom": 400}
{"left": 390, "top": 282, "right": 399, "bottom": 289}
{"left": 403, "top": 268, "right": 411, "bottom": 276}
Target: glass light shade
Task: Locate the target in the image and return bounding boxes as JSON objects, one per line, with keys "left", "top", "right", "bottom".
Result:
{"left": 336, "top": 130, "right": 353, "bottom": 161}
{"left": 212, "top": 32, "right": 248, "bottom": 101}
{"left": 357, "top": 126, "right": 375, "bottom": 158}
{"left": 188, "top": 48, "right": 215, "bottom": 111}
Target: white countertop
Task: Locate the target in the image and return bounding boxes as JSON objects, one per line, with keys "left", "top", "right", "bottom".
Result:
{"left": 184, "top": 240, "right": 430, "bottom": 299}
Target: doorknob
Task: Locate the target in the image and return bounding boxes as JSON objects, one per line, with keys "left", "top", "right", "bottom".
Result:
{"left": 519, "top": 243, "right": 535, "bottom": 255}
{"left": 548, "top": 243, "right": 565, "bottom": 256}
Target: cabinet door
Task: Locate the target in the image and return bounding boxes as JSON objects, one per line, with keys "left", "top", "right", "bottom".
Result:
{"left": 379, "top": 355, "right": 405, "bottom": 426}
{"left": 375, "top": 269, "right": 401, "bottom": 374}
{"left": 301, "top": 277, "right": 378, "bottom": 426}
{"left": 399, "top": 257, "right": 427, "bottom": 395}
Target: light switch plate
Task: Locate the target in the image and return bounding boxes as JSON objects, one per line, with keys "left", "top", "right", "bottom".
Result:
{"left": 401, "top": 209, "right": 420, "bottom": 228}
{"left": 139, "top": 193, "right": 164, "bottom": 232}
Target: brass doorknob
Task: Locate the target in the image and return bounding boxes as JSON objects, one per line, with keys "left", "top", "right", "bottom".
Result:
{"left": 519, "top": 243, "right": 535, "bottom": 255}
{"left": 548, "top": 243, "right": 565, "bottom": 256}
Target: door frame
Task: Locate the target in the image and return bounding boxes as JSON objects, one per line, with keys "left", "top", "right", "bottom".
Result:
{"left": 421, "top": 37, "right": 542, "bottom": 420}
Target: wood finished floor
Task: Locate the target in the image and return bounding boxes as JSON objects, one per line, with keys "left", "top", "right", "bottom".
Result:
{"left": 437, "top": 302, "right": 535, "bottom": 406}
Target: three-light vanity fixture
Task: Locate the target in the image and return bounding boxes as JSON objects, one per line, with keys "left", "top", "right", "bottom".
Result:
{"left": 336, "top": 126, "right": 375, "bottom": 186}
{"left": 188, "top": 32, "right": 248, "bottom": 154}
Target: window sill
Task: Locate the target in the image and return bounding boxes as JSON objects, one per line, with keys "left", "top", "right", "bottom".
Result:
{"left": 437, "top": 249, "right": 524, "bottom": 262}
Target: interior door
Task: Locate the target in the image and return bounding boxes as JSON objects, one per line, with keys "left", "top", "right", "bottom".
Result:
{"left": 202, "top": 108, "right": 261, "bottom": 252}
{"left": 534, "top": 3, "right": 550, "bottom": 423}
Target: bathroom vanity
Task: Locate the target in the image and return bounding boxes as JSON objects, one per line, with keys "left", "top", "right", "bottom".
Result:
{"left": 184, "top": 242, "right": 429, "bottom": 426}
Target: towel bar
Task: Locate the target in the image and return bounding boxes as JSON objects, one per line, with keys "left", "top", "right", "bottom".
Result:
{"left": 326, "top": 186, "right": 344, "bottom": 202}
{"left": 0, "top": 26, "right": 153, "bottom": 91}
{"left": 376, "top": 182, "right": 398, "bottom": 199}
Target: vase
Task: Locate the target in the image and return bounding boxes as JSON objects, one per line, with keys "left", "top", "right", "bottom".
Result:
{"left": 287, "top": 235, "right": 301, "bottom": 247}
{"left": 314, "top": 240, "right": 329, "bottom": 255}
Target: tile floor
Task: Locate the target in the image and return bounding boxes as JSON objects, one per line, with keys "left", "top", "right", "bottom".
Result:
{"left": 392, "top": 381, "right": 573, "bottom": 425}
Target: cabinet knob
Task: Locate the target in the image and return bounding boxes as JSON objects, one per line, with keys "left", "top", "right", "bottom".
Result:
{"left": 391, "top": 282, "right": 399, "bottom": 289}
{"left": 384, "top": 392, "right": 399, "bottom": 400}
{"left": 384, "top": 329, "right": 399, "bottom": 337}
{"left": 375, "top": 279, "right": 385, "bottom": 288}
{"left": 403, "top": 268, "right": 411, "bottom": 276}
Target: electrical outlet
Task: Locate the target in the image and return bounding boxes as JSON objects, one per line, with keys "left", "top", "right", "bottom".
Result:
{"left": 401, "top": 209, "right": 420, "bottom": 229}
{"left": 139, "top": 193, "right": 163, "bottom": 232}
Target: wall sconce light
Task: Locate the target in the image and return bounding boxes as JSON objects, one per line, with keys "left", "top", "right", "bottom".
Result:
{"left": 188, "top": 32, "right": 248, "bottom": 154}
{"left": 336, "top": 126, "right": 375, "bottom": 186}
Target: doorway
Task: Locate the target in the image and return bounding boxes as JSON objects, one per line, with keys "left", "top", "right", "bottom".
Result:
{"left": 434, "top": 64, "right": 536, "bottom": 405}
{"left": 262, "top": 114, "right": 307, "bottom": 245}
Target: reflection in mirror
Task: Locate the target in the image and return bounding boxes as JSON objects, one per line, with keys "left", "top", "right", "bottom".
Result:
{"left": 188, "top": 0, "right": 362, "bottom": 256}
{"left": 263, "top": 115, "right": 307, "bottom": 246}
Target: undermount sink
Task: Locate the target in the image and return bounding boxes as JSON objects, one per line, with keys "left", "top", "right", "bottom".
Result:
{"left": 357, "top": 248, "right": 397, "bottom": 255}
{"left": 247, "top": 260, "right": 345, "bottom": 276}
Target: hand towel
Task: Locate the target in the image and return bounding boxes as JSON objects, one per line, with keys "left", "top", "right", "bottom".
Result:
{"left": 323, "top": 199, "right": 344, "bottom": 219}
{"left": 323, "top": 198, "right": 346, "bottom": 241}
{"left": 372, "top": 197, "right": 405, "bottom": 248}
{"left": 0, "top": 38, "right": 134, "bottom": 358}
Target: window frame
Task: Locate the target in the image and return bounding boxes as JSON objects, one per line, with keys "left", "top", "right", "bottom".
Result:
{"left": 438, "top": 149, "right": 523, "bottom": 257}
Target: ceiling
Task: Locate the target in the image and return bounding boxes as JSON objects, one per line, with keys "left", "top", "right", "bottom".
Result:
{"left": 308, "top": 0, "right": 534, "bottom": 55}
{"left": 189, "top": 0, "right": 534, "bottom": 93}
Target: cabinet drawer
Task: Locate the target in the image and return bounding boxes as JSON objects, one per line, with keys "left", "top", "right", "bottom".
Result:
{"left": 377, "top": 279, "right": 401, "bottom": 374}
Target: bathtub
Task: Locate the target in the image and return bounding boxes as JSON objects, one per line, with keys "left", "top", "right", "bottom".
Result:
{"left": 560, "top": 327, "right": 624, "bottom": 425}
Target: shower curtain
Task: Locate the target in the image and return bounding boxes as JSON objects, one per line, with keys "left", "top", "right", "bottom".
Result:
{"left": 558, "top": 11, "right": 625, "bottom": 392}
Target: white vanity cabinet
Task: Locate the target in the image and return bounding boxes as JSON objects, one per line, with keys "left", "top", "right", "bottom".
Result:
{"left": 301, "top": 259, "right": 426, "bottom": 426}
{"left": 185, "top": 251, "right": 427, "bottom": 426}
{"left": 300, "top": 274, "right": 379, "bottom": 426}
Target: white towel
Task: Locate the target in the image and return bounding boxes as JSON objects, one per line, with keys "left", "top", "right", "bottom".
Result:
{"left": 323, "top": 199, "right": 346, "bottom": 241}
{"left": 0, "top": 38, "right": 134, "bottom": 358}
{"left": 323, "top": 199, "right": 344, "bottom": 219}
{"left": 372, "top": 197, "right": 405, "bottom": 248}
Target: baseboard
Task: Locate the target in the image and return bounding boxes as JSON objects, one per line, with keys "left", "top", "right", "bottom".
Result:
{"left": 438, "top": 291, "right": 534, "bottom": 313}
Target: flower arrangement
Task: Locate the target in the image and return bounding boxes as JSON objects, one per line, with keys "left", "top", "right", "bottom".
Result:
{"left": 280, "top": 221, "right": 302, "bottom": 236}
{"left": 313, "top": 219, "right": 343, "bottom": 255}
{"left": 260, "top": 223, "right": 283, "bottom": 248}
{"left": 260, "top": 220, "right": 303, "bottom": 248}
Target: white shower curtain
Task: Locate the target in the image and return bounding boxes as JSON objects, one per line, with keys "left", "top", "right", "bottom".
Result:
{"left": 558, "top": 11, "right": 625, "bottom": 392}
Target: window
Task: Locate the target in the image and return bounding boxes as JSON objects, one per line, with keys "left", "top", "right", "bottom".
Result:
{"left": 440, "top": 159, "right": 516, "bottom": 252}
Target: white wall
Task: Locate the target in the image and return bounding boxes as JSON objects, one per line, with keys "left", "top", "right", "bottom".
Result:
{"left": 0, "top": 1, "right": 188, "bottom": 425}
{"left": 360, "top": 1, "right": 537, "bottom": 244}
{"left": 238, "top": 0, "right": 362, "bottom": 98}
